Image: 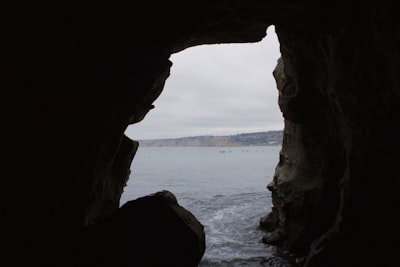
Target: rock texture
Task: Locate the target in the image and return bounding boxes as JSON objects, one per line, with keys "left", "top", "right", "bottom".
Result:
{"left": 3, "top": 1, "right": 400, "bottom": 266}
{"left": 264, "top": 7, "right": 400, "bottom": 266}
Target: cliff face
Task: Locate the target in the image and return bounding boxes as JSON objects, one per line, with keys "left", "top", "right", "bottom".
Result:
{"left": 264, "top": 9, "right": 400, "bottom": 266}
{"left": 3, "top": 1, "right": 400, "bottom": 266}
{"left": 139, "top": 131, "right": 283, "bottom": 147}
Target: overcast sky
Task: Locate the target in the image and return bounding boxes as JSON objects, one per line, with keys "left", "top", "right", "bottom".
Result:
{"left": 125, "top": 26, "right": 283, "bottom": 140}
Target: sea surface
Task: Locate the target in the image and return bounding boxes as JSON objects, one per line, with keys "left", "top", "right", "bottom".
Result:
{"left": 121, "top": 146, "right": 296, "bottom": 267}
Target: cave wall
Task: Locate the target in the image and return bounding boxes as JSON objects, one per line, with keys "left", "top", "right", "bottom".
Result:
{"left": 267, "top": 6, "right": 400, "bottom": 266}
{"left": 3, "top": 1, "right": 400, "bottom": 266}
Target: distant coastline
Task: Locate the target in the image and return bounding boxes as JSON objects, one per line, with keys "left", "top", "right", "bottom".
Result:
{"left": 138, "top": 130, "right": 283, "bottom": 147}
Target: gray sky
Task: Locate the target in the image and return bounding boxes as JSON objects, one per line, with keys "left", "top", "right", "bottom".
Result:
{"left": 125, "top": 26, "right": 283, "bottom": 140}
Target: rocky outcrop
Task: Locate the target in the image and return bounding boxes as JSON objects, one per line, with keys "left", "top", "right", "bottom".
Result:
{"left": 81, "top": 191, "right": 205, "bottom": 267}
{"left": 3, "top": 1, "right": 400, "bottom": 266}
{"left": 262, "top": 56, "right": 346, "bottom": 255}
{"left": 263, "top": 7, "right": 400, "bottom": 266}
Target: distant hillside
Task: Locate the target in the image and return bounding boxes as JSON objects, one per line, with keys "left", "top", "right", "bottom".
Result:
{"left": 138, "top": 131, "right": 283, "bottom": 147}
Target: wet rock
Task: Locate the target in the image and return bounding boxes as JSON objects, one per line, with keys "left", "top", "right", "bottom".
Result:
{"left": 259, "top": 207, "right": 279, "bottom": 232}
{"left": 262, "top": 230, "right": 285, "bottom": 246}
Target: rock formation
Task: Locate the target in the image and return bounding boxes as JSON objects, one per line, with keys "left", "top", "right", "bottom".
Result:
{"left": 3, "top": 1, "right": 400, "bottom": 266}
{"left": 82, "top": 190, "right": 205, "bottom": 267}
{"left": 263, "top": 9, "right": 400, "bottom": 266}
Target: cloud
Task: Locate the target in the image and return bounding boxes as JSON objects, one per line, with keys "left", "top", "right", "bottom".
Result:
{"left": 126, "top": 26, "right": 283, "bottom": 140}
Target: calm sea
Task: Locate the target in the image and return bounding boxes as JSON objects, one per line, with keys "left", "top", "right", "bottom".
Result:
{"left": 121, "top": 146, "right": 295, "bottom": 267}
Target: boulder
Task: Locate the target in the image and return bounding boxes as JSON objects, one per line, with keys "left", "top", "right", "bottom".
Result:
{"left": 83, "top": 190, "right": 205, "bottom": 267}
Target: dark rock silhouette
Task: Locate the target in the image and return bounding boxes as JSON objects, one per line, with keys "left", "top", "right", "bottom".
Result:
{"left": 82, "top": 191, "right": 205, "bottom": 267}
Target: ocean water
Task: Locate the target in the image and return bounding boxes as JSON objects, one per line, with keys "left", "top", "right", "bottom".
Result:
{"left": 121, "top": 146, "right": 295, "bottom": 267}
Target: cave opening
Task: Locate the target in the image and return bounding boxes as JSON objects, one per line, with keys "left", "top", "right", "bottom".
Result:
{"left": 5, "top": 3, "right": 400, "bottom": 267}
{"left": 122, "top": 26, "right": 287, "bottom": 265}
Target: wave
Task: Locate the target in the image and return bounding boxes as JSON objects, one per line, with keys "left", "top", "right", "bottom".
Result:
{"left": 199, "top": 256, "right": 297, "bottom": 267}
